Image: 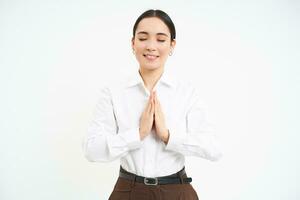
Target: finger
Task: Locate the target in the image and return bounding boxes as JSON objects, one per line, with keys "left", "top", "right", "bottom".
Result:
{"left": 154, "top": 93, "right": 159, "bottom": 108}
{"left": 156, "top": 97, "right": 163, "bottom": 114}
{"left": 151, "top": 91, "right": 155, "bottom": 100}
{"left": 146, "top": 93, "right": 152, "bottom": 112}
{"left": 151, "top": 91, "right": 154, "bottom": 101}
{"left": 153, "top": 91, "right": 157, "bottom": 103}
{"left": 154, "top": 95, "right": 158, "bottom": 114}
{"left": 150, "top": 97, "right": 155, "bottom": 115}
{"left": 148, "top": 92, "right": 154, "bottom": 114}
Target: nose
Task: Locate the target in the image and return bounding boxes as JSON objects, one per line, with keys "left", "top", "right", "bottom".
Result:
{"left": 146, "top": 39, "right": 157, "bottom": 51}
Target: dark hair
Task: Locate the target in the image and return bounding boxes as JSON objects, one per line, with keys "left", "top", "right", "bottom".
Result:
{"left": 132, "top": 9, "right": 176, "bottom": 41}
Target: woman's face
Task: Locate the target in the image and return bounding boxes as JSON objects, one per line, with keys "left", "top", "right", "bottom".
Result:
{"left": 132, "top": 17, "right": 176, "bottom": 71}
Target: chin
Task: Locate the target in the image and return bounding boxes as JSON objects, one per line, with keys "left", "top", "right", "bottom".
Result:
{"left": 141, "top": 64, "right": 161, "bottom": 71}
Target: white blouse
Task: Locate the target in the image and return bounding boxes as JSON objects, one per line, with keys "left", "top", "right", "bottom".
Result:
{"left": 82, "top": 69, "right": 223, "bottom": 177}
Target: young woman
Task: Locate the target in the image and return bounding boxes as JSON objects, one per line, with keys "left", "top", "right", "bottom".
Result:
{"left": 83, "top": 9, "right": 223, "bottom": 200}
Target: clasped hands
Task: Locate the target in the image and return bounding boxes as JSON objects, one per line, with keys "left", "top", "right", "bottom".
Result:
{"left": 139, "top": 91, "right": 170, "bottom": 144}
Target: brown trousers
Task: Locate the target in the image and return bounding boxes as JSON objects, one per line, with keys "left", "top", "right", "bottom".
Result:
{"left": 108, "top": 177, "right": 199, "bottom": 200}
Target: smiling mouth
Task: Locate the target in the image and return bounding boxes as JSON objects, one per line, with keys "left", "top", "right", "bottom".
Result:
{"left": 143, "top": 54, "right": 159, "bottom": 61}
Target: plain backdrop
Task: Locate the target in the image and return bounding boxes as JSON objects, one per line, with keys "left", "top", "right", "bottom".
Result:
{"left": 1, "top": 0, "right": 299, "bottom": 200}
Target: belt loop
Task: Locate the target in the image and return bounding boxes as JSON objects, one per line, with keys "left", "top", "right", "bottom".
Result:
{"left": 177, "top": 168, "right": 185, "bottom": 184}
{"left": 130, "top": 174, "right": 136, "bottom": 188}
{"left": 179, "top": 176, "right": 184, "bottom": 184}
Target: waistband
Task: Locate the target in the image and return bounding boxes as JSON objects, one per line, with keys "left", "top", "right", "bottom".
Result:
{"left": 119, "top": 166, "right": 192, "bottom": 185}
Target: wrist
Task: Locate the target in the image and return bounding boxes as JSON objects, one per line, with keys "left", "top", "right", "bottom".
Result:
{"left": 139, "top": 128, "right": 146, "bottom": 140}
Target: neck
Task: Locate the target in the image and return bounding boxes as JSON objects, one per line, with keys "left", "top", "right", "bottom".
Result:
{"left": 139, "top": 66, "right": 164, "bottom": 92}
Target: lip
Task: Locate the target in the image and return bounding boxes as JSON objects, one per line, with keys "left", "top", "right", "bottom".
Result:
{"left": 143, "top": 54, "right": 159, "bottom": 61}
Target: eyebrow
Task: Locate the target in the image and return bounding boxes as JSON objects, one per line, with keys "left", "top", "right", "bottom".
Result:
{"left": 137, "top": 31, "right": 169, "bottom": 37}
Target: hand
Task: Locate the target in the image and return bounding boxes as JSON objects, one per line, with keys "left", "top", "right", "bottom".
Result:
{"left": 153, "top": 91, "right": 170, "bottom": 144}
{"left": 139, "top": 91, "right": 155, "bottom": 140}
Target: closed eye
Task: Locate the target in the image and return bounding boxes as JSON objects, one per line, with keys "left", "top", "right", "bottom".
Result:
{"left": 138, "top": 38, "right": 166, "bottom": 42}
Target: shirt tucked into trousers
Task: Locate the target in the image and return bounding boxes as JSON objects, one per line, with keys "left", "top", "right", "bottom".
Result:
{"left": 109, "top": 176, "right": 199, "bottom": 200}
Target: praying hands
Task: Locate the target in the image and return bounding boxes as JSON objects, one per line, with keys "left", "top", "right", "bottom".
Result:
{"left": 139, "top": 91, "right": 170, "bottom": 144}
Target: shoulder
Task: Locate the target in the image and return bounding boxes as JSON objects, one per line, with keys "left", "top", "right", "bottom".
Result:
{"left": 96, "top": 75, "right": 132, "bottom": 99}
{"left": 174, "top": 76, "right": 207, "bottom": 110}
{"left": 175, "top": 75, "right": 199, "bottom": 97}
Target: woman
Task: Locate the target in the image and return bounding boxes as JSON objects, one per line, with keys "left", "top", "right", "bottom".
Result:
{"left": 83, "top": 9, "right": 223, "bottom": 200}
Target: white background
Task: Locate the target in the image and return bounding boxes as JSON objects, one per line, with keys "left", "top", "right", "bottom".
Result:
{"left": 1, "top": 0, "right": 299, "bottom": 199}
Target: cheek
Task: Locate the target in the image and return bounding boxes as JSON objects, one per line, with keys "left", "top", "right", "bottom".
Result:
{"left": 135, "top": 45, "right": 144, "bottom": 51}
{"left": 160, "top": 47, "right": 171, "bottom": 56}
{"left": 133, "top": 42, "right": 145, "bottom": 50}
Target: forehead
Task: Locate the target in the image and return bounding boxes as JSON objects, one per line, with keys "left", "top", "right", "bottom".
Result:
{"left": 136, "top": 17, "right": 170, "bottom": 36}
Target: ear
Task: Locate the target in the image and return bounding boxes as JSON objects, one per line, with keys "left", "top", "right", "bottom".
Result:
{"left": 131, "top": 37, "right": 135, "bottom": 50}
{"left": 170, "top": 39, "right": 176, "bottom": 50}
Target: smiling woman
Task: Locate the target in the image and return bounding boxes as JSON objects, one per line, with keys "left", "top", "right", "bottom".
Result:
{"left": 83, "top": 9, "right": 222, "bottom": 200}
{"left": 131, "top": 11, "right": 176, "bottom": 81}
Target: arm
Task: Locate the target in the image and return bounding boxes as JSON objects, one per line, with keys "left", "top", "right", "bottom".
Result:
{"left": 82, "top": 87, "right": 142, "bottom": 162}
{"left": 165, "top": 89, "right": 223, "bottom": 161}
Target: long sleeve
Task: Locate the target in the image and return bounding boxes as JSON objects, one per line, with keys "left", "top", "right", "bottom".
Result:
{"left": 165, "top": 89, "right": 223, "bottom": 161}
{"left": 82, "top": 87, "right": 142, "bottom": 162}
